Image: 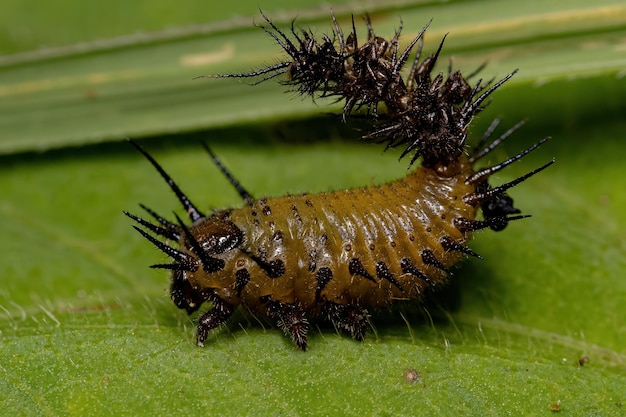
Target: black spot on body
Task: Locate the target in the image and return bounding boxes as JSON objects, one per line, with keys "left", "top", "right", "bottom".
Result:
{"left": 454, "top": 217, "right": 506, "bottom": 233}
{"left": 375, "top": 261, "right": 404, "bottom": 292}
{"left": 203, "top": 257, "right": 225, "bottom": 273}
{"left": 400, "top": 258, "right": 432, "bottom": 285}
{"left": 421, "top": 250, "right": 449, "bottom": 273}
{"left": 252, "top": 257, "right": 285, "bottom": 278}
{"left": 291, "top": 205, "right": 303, "bottom": 224}
{"left": 440, "top": 236, "right": 481, "bottom": 259}
{"left": 235, "top": 268, "right": 251, "bottom": 297}
{"left": 262, "top": 205, "right": 272, "bottom": 216}
{"left": 315, "top": 267, "right": 333, "bottom": 301}
{"left": 348, "top": 258, "right": 377, "bottom": 283}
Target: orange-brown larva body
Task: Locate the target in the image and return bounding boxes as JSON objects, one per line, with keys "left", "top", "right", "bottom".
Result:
{"left": 128, "top": 136, "right": 549, "bottom": 350}
{"left": 187, "top": 158, "right": 476, "bottom": 314}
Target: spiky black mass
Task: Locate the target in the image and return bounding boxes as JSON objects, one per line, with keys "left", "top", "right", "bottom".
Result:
{"left": 214, "top": 12, "right": 516, "bottom": 168}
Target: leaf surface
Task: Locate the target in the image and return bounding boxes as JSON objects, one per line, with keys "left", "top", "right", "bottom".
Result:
{"left": 1, "top": 1, "right": 625, "bottom": 416}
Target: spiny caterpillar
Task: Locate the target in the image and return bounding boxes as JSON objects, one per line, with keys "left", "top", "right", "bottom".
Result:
{"left": 126, "top": 13, "right": 553, "bottom": 350}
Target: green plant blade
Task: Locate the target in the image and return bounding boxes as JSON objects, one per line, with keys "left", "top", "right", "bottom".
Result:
{"left": 0, "top": 0, "right": 625, "bottom": 153}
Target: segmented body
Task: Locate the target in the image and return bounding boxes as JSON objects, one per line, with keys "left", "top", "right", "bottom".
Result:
{"left": 186, "top": 158, "right": 475, "bottom": 312}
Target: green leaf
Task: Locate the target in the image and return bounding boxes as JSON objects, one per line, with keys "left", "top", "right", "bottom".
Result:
{"left": 1, "top": 1, "right": 625, "bottom": 416}
{"left": 1, "top": 0, "right": 625, "bottom": 153}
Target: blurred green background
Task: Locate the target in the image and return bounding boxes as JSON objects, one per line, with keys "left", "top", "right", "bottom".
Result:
{"left": 1, "top": 1, "right": 625, "bottom": 416}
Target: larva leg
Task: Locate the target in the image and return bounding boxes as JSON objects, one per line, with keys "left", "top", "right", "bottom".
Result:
{"left": 323, "top": 301, "right": 370, "bottom": 341}
{"left": 170, "top": 270, "right": 205, "bottom": 314}
{"left": 262, "top": 297, "right": 309, "bottom": 351}
{"left": 196, "top": 289, "right": 235, "bottom": 347}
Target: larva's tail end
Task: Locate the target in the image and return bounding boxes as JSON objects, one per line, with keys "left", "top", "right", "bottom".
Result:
{"left": 463, "top": 120, "right": 554, "bottom": 231}
{"left": 459, "top": 156, "right": 554, "bottom": 233}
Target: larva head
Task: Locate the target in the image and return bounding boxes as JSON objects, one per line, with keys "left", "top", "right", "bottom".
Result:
{"left": 172, "top": 214, "right": 246, "bottom": 300}
{"left": 126, "top": 208, "right": 246, "bottom": 308}
{"left": 125, "top": 141, "right": 249, "bottom": 310}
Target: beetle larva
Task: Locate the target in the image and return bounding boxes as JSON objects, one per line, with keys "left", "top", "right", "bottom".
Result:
{"left": 126, "top": 129, "right": 551, "bottom": 350}
{"left": 126, "top": 13, "right": 553, "bottom": 350}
